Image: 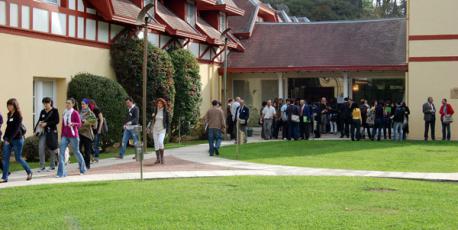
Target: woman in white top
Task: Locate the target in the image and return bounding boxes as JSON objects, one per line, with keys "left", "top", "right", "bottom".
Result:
{"left": 150, "top": 98, "right": 170, "bottom": 164}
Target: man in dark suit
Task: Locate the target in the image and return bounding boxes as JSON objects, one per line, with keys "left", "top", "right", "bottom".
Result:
{"left": 235, "top": 100, "right": 250, "bottom": 144}
{"left": 300, "top": 100, "right": 312, "bottom": 140}
{"left": 118, "top": 97, "right": 140, "bottom": 159}
{"left": 423, "top": 97, "right": 436, "bottom": 141}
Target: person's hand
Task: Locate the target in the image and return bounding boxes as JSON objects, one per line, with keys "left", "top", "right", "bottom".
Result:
{"left": 4, "top": 141, "right": 9, "bottom": 145}
{"left": 40, "top": 122, "right": 47, "bottom": 128}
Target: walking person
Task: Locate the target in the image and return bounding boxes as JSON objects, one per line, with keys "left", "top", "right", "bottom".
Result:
{"left": 1, "top": 99, "right": 32, "bottom": 183}
{"left": 235, "top": 100, "right": 249, "bottom": 144}
{"left": 118, "top": 97, "right": 139, "bottom": 159}
{"left": 392, "top": 102, "right": 406, "bottom": 141}
{"left": 150, "top": 98, "right": 170, "bottom": 164}
{"left": 35, "top": 97, "right": 59, "bottom": 172}
{"left": 439, "top": 98, "right": 454, "bottom": 141}
{"left": 205, "top": 100, "right": 226, "bottom": 156}
{"left": 89, "top": 99, "right": 104, "bottom": 163}
{"left": 57, "top": 98, "right": 87, "bottom": 178}
{"left": 423, "top": 97, "right": 436, "bottom": 141}
{"left": 262, "top": 100, "right": 276, "bottom": 140}
{"left": 79, "top": 99, "right": 97, "bottom": 170}
{"left": 350, "top": 102, "right": 362, "bottom": 141}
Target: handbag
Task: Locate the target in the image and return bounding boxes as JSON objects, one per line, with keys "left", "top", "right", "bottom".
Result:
{"left": 291, "top": 115, "right": 300, "bottom": 123}
{"left": 443, "top": 115, "right": 454, "bottom": 124}
{"left": 46, "top": 129, "right": 58, "bottom": 150}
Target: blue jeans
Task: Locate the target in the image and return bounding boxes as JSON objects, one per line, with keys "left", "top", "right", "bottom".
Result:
{"left": 208, "top": 128, "right": 222, "bottom": 156}
{"left": 93, "top": 133, "right": 100, "bottom": 158}
{"left": 288, "top": 121, "right": 299, "bottom": 140}
{"left": 393, "top": 122, "right": 404, "bottom": 141}
{"left": 2, "top": 137, "right": 31, "bottom": 180}
{"left": 57, "top": 137, "right": 87, "bottom": 177}
{"left": 119, "top": 129, "right": 139, "bottom": 158}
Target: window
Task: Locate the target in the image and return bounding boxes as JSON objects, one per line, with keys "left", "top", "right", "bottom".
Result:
{"left": 41, "top": 0, "right": 60, "bottom": 6}
{"left": 219, "top": 12, "right": 226, "bottom": 32}
{"left": 185, "top": 1, "right": 196, "bottom": 27}
{"left": 33, "top": 79, "right": 56, "bottom": 125}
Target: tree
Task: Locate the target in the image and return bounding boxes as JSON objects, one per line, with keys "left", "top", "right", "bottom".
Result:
{"left": 169, "top": 48, "right": 202, "bottom": 138}
{"left": 110, "top": 32, "right": 176, "bottom": 128}
{"left": 67, "top": 73, "right": 128, "bottom": 146}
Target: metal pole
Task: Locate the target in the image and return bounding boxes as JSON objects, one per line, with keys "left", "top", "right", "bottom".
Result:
{"left": 223, "top": 37, "right": 229, "bottom": 107}
{"left": 178, "top": 117, "right": 181, "bottom": 145}
{"left": 236, "top": 119, "right": 240, "bottom": 160}
{"left": 141, "top": 17, "right": 148, "bottom": 181}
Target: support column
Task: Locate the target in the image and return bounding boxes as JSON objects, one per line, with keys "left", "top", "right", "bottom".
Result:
{"left": 342, "top": 72, "right": 349, "bottom": 98}
{"left": 284, "top": 76, "right": 289, "bottom": 99}
{"left": 277, "top": 73, "right": 283, "bottom": 98}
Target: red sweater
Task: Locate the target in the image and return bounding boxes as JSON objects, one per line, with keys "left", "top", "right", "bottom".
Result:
{"left": 439, "top": 104, "right": 455, "bottom": 117}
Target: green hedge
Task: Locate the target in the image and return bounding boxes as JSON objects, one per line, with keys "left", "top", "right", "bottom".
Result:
{"left": 110, "top": 33, "right": 176, "bottom": 126}
{"left": 169, "top": 49, "right": 202, "bottom": 137}
{"left": 67, "top": 73, "right": 128, "bottom": 145}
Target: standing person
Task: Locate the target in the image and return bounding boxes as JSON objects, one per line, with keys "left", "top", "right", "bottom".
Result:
{"left": 230, "top": 97, "right": 241, "bottom": 140}
{"left": 423, "top": 97, "right": 437, "bottom": 141}
{"left": 150, "top": 98, "right": 170, "bottom": 164}
{"left": 350, "top": 102, "right": 362, "bottom": 141}
{"left": 262, "top": 100, "right": 276, "bottom": 140}
{"left": 35, "top": 97, "right": 59, "bottom": 172}
{"left": 118, "top": 97, "right": 139, "bottom": 159}
{"left": 0, "top": 112, "right": 3, "bottom": 174}
{"left": 383, "top": 100, "right": 393, "bottom": 140}
{"left": 328, "top": 99, "right": 338, "bottom": 135}
{"left": 235, "top": 100, "right": 249, "bottom": 144}
{"left": 300, "top": 100, "right": 313, "bottom": 140}
{"left": 89, "top": 99, "right": 104, "bottom": 163}
{"left": 360, "top": 99, "right": 371, "bottom": 139}
{"left": 339, "top": 98, "right": 351, "bottom": 138}
{"left": 1, "top": 99, "right": 32, "bottom": 183}
{"left": 260, "top": 101, "right": 267, "bottom": 139}
{"left": 57, "top": 98, "right": 87, "bottom": 178}
{"left": 439, "top": 98, "right": 454, "bottom": 141}
{"left": 401, "top": 102, "right": 411, "bottom": 140}
{"left": 272, "top": 99, "right": 282, "bottom": 139}
{"left": 79, "top": 99, "right": 97, "bottom": 170}
{"left": 281, "top": 99, "right": 290, "bottom": 140}
{"left": 319, "top": 97, "right": 329, "bottom": 134}
{"left": 372, "top": 100, "right": 384, "bottom": 141}
{"left": 392, "top": 102, "right": 406, "bottom": 141}
{"left": 287, "top": 99, "right": 300, "bottom": 140}
{"left": 226, "top": 99, "right": 234, "bottom": 140}
{"left": 205, "top": 100, "right": 226, "bottom": 156}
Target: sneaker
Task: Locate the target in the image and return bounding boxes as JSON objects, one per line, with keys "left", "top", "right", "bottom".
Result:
{"left": 37, "top": 168, "right": 46, "bottom": 173}
{"left": 95, "top": 158, "right": 99, "bottom": 163}
{"left": 26, "top": 173, "right": 33, "bottom": 181}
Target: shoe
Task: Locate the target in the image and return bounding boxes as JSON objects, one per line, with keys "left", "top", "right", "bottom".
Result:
{"left": 215, "top": 149, "right": 220, "bottom": 156}
{"left": 1, "top": 179, "right": 8, "bottom": 183}
{"left": 116, "top": 156, "right": 123, "bottom": 159}
{"left": 132, "top": 156, "right": 136, "bottom": 160}
{"left": 154, "top": 151, "right": 160, "bottom": 164}
{"left": 26, "top": 173, "right": 33, "bottom": 181}
{"left": 159, "top": 149, "right": 165, "bottom": 164}
{"left": 37, "top": 168, "right": 46, "bottom": 173}
{"left": 95, "top": 158, "right": 99, "bottom": 163}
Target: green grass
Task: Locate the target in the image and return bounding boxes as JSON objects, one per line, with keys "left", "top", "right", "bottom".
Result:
{"left": 220, "top": 140, "right": 458, "bottom": 173}
{"left": 0, "top": 176, "right": 457, "bottom": 229}
{"left": 7, "top": 140, "right": 207, "bottom": 172}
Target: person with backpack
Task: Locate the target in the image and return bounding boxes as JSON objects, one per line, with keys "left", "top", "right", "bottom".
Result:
{"left": 79, "top": 99, "right": 97, "bottom": 170}
{"left": 392, "top": 102, "right": 406, "bottom": 141}
{"left": 89, "top": 99, "right": 105, "bottom": 162}
{"left": 439, "top": 98, "right": 455, "bottom": 141}
{"left": 1, "top": 98, "right": 32, "bottom": 183}
{"left": 57, "top": 98, "right": 87, "bottom": 178}
{"left": 35, "top": 97, "right": 59, "bottom": 172}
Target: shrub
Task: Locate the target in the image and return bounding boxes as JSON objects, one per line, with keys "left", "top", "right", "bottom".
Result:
{"left": 110, "top": 33, "right": 176, "bottom": 126}
{"left": 169, "top": 48, "right": 202, "bottom": 137}
{"left": 67, "top": 73, "right": 128, "bottom": 145}
{"left": 23, "top": 136, "right": 40, "bottom": 161}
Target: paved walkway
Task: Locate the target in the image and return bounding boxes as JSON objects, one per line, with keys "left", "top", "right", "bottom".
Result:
{"left": 1, "top": 137, "right": 458, "bottom": 189}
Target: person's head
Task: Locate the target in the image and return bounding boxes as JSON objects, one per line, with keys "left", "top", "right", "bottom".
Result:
{"left": 321, "top": 97, "right": 327, "bottom": 104}
{"left": 373, "top": 100, "right": 378, "bottom": 106}
{"left": 6, "top": 98, "right": 21, "bottom": 117}
{"left": 227, "top": 98, "right": 233, "bottom": 104}
{"left": 125, "top": 97, "right": 134, "bottom": 108}
{"left": 81, "top": 98, "right": 90, "bottom": 110}
{"left": 156, "top": 98, "right": 167, "bottom": 110}
{"left": 65, "top": 98, "right": 77, "bottom": 110}
{"left": 360, "top": 99, "right": 365, "bottom": 105}
{"left": 235, "top": 97, "right": 241, "bottom": 102}
{"left": 300, "top": 100, "right": 305, "bottom": 106}
{"left": 442, "top": 98, "right": 447, "bottom": 104}
{"left": 427, "top": 97, "right": 433, "bottom": 103}
{"left": 42, "top": 97, "right": 53, "bottom": 110}
{"left": 89, "top": 99, "right": 96, "bottom": 111}
{"left": 262, "top": 101, "right": 267, "bottom": 107}
{"left": 351, "top": 102, "right": 358, "bottom": 110}
{"left": 212, "top": 100, "right": 218, "bottom": 107}
{"left": 267, "top": 100, "right": 272, "bottom": 106}
{"left": 240, "top": 99, "right": 245, "bottom": 106}
{"left": 402, "top": 102, "right": 407, "bottom": 107}
{"left": 286, "top": 99, "right": 291, "bottom": 104}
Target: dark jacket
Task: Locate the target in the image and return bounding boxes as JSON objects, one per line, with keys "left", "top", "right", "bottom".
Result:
{"left": 422, "top": 102, "right": 436, "bottom": 122}
{"left": 392, "top": 106, "right": 406, "bottom": 123}
{"left": 125, "top": 105, "right": 140, "bottom": 126}
{"left": 152, "top": 108, "right": 170, "bottom": 131}
{"left": 35, "top": 108, "right": 60, "bottom": 133}
{"left": 3, "top": 112, "right": 23, "bottom": 142}
{"left": 375, "top": 104, "right": 384, "bottom": 120}
{"left": 301, "top": 104, "right": 313, "bottom": 122}
{"left": 236, "top": 105, "right": 250, "bottom": 124}
{"left": 0, "top": 113, "right": 3, "bottom": 139}
{"left": 287, "top": 104, "right": 300, "bottom": 122}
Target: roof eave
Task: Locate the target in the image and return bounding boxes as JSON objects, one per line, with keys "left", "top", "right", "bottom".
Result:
{"left": 220, "top": 65, "right": 409, "bottom": 74}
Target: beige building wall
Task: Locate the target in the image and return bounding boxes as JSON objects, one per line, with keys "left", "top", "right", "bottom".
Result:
{"left": 407, "top": 0, "right": 458, "bottom": 140}
{"left": 0, "top": 33, "right": 115, "bottom": 135}
{"left": 198, "top": 63, "right": 221, "bottom": 116}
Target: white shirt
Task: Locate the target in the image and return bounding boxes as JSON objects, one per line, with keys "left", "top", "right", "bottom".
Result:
{"left": 231, "top": 101, "right": 240, "bottom": 121}
{"left": 262, "top": 106, "right": 276, "bottom": 119}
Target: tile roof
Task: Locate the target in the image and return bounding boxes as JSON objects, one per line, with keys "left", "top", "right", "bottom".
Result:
{"left": 228, "top": 0, "right": 259, "bottom": 36}
{"left": 227, "top": 18, "right": 407, "bottom": 71}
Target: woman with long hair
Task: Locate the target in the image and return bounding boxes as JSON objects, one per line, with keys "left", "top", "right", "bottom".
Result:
{"left": 350, "top": 102, "right": 362, "bottom": 141}
{"left": 1, "top": 98, "right": 32, "bottom": 183}
{"left": 35, "top": 97, "right": 59, "bottom": 172}
{"left": 56, "top": 98, "right": 87, "bottom": 177}
{"left": 79, "top": 99, "right": 97, "bottom": 170}
{"left": 150, "top": 98, "right": 169, "bottom": 164}
{"left": 89, "top": 99, "right": 104, "bottom": 162}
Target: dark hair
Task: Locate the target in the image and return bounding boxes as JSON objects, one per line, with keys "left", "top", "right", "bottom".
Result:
{"left": 67, "top": 98, "right": 79, "bottom": 111}
{"left": 351, "top": 102, "right": 358, "bottom": 110}
{"left": 227, "top": 98, "right": 233, "bottom": 103}
{"left": 7, "top": 98, "right": 22, "bottom": 118}
{"left": 262, "top": 101, "right": 267, "bottom": 107}
{"left": 42, "top": 97, "right": 53, "bottom": 106}
{"left": 155, "top": 98, "right": 167, "bottom": 110}
{"left": 125, "top": 97, "right": 134, "bottom": 102}
{"left": 212, "top": 100, "right": 218, "bottom": 106}
{"left": 443, "top": 98, "right": 447, "bottom": 102}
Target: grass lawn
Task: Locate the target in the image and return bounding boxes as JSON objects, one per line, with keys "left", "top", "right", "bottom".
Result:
{"left": 220, "top": 140, "right": 458, "bottom": 173}
{"left": 7, "top": 140, "right": 207, "bottom": 172}
{"left": 0, "top": 176, "right": 457, "bottom": 229}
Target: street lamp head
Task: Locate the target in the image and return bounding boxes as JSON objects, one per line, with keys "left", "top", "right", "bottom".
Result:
{"left": 136, "top": 3, "right": 155, "bottom": 25}
{"left": 221, "top": 28, "right": 232, "bottom": 38}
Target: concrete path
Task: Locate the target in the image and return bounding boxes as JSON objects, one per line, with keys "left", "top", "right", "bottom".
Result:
{"left": 1, "top": 137, "right": 458, "bottom": 189}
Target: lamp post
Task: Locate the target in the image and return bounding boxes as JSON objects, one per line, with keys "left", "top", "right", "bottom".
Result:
{"left": 220, "top": 28, "right": 231, "bottom": 108}
{"left": 136, "top": 3, "right": 155, "bottom": 181}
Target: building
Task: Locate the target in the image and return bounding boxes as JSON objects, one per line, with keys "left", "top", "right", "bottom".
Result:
{"left": 0, "top": 0, "right": 457, "bottom": 140}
